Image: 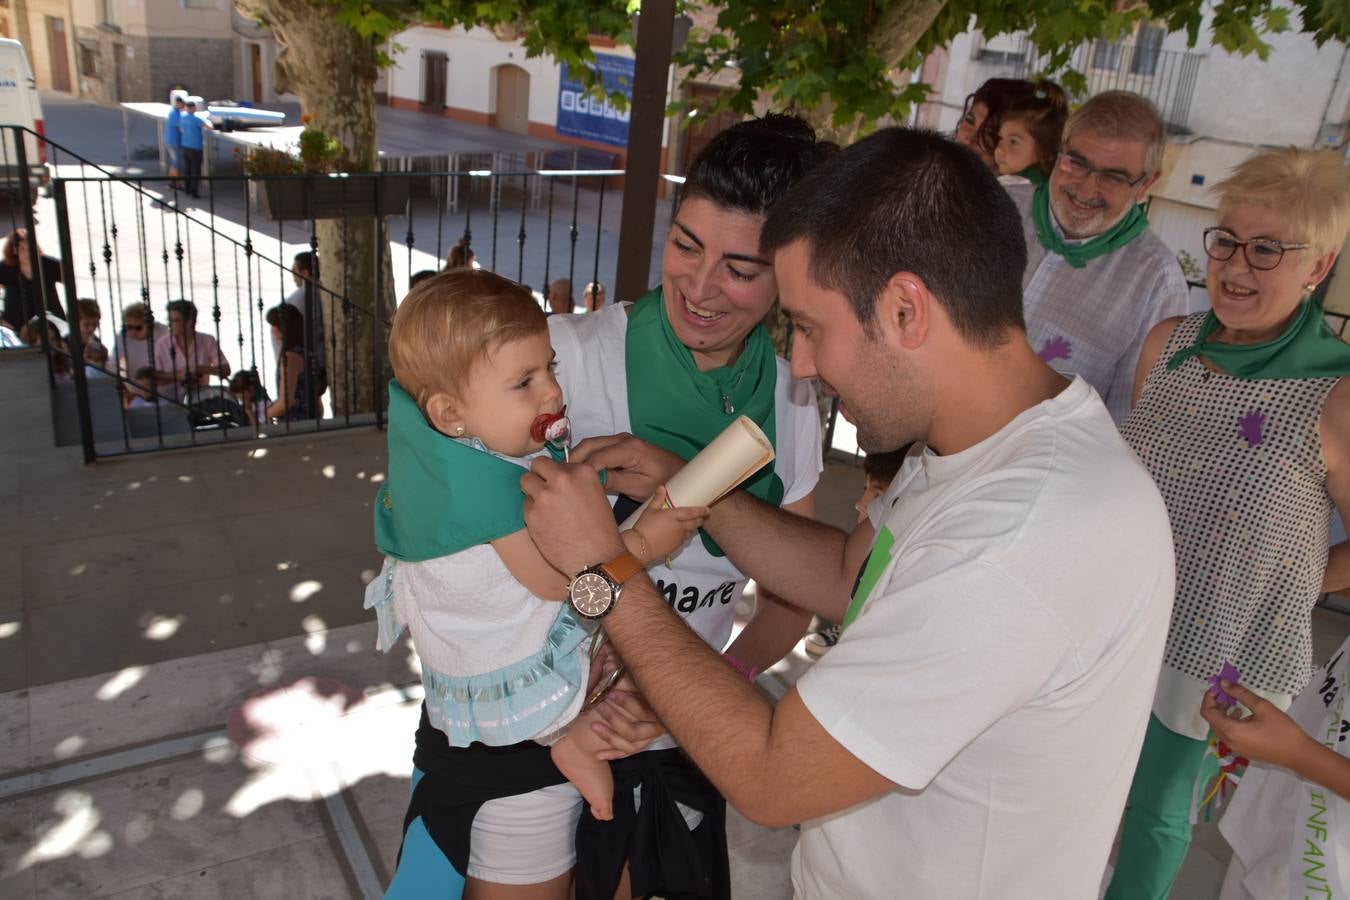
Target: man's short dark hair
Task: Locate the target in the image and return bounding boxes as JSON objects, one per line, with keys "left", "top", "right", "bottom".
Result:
{"left": 165, "top": 299, "right": 197, "bottom": 324}
{"left": 293, "top": 251, "right": 316, "bottom": 277}
{"left": 761, "top": 128, "right": 1026, "bottom": 348}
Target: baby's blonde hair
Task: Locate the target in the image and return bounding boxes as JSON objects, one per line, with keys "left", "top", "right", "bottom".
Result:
{"left": 389, "top": 268, "right": 546, "bottom": 410}
{"left": 1215, "top": 148, "right": 1350, "bottom": 256}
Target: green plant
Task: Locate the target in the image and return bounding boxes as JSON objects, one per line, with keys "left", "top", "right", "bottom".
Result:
{"left": 236, "top": 116, "right": 345, "bottom": 175}
{"left": 1177, "top": 249, "right": 1203, "bottom": 283}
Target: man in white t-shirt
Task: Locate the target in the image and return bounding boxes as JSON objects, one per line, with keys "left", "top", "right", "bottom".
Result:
{"left": 520, "top": 128, "right": 1176, "bottom": 899}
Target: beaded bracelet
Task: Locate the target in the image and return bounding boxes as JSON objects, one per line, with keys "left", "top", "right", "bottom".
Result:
{"left": 722, "top": 651, "right": 760, "bottom": 682}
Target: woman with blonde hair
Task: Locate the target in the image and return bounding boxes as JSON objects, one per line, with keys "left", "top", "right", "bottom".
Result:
{"left": 1107, "top": 147, "right": 1350, "bottom": 899}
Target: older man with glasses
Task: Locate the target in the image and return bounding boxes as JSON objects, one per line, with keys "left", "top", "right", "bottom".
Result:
{"left": 1005, "top": 90, "right": 1190, "bottom": 422}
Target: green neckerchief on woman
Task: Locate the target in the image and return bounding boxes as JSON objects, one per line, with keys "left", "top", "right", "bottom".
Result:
{"left": 1167, "top": 297, "right": 1350, "bottom": 381}
{"left": 625, "top": 289, "right": 784, "bottom": 556}
{"left": 1031, "top": 181, "right": 1148, "bottom": 269}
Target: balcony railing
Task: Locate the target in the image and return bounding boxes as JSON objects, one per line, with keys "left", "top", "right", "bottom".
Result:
{"left": 0, "top": 125, "right": 677, "bottom": 463}
{"left": 1003, "top": 36, "right": 1206, "bottom": 133}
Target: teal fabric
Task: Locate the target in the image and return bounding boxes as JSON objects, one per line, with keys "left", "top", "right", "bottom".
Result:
{"left": 384, "top": 770, "right": 466, "bottom": 900}
{"left": 624, "top": 288, "right": 783, "bottom": 556}
{"left": 420, "top": 603, "right": 590, "bottom": 746}
{"left": 1104, "top": 715, "right": 1218, "bottom": 900}
{"left": 374, "top": 381, "right": 528, "bottom": 562}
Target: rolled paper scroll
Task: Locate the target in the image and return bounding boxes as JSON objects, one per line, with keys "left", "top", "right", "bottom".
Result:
{"left": 620, "top": 415, "right": 775, "bottom": 529}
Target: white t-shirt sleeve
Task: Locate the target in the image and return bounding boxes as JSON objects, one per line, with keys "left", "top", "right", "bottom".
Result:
{"left": 779, "top": 370, "right": 823, "bottom": 507}
{"left": 796, "top": 547, "right": 1076, "bottom": 790}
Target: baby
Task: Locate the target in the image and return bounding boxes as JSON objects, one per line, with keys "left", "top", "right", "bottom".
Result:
{"left": 366, "top": 268, "right": 703, "bottom": 821}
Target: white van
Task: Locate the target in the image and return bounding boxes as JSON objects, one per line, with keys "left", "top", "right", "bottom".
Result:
{"left": 0, "top": 38, "right": 47, "bottom": 192}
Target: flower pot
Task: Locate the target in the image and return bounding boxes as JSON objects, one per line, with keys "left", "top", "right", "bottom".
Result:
{"left": 250, "top": 175, "right": 411, "bottom": 221}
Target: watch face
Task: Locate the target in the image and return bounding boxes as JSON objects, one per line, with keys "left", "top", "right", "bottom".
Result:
{"left": 570, "top": 571, "right": 614, "bottom": 619}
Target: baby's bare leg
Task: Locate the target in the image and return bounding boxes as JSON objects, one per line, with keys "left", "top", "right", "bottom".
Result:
{"left": 550, "top": 713, "right": 614, "bottom": 821}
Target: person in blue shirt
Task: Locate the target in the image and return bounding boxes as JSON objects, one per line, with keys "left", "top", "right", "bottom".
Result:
{"left": 178, "top": 98, "right": 212, "bottom": 199}
{"left": 164, "top": 94, "right": 185, "bottom": 191}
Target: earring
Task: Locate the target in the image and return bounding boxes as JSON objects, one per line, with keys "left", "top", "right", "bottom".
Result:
{"left": 455, "top": 426, "right": 465, "bottom": 436}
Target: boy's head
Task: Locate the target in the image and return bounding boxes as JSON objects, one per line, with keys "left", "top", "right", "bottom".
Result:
{"left": 855, "top": 446, "right": 912, "bottom": 522}
{"left": 389, "top": 269, "right": 561, "bottom": 457}
{"left": 77, "top": 299, "right": 101, "bottom": 342}
{"left": 292, "top": 251, "right": 315, "bottom": 287}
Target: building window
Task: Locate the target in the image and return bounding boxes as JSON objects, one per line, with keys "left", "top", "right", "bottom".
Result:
{"left": 100, "top": 0, "right": 115, "bottom": 26}
{"left": 182, "top": 0, "right": 215, "bottom": 8}
{"left": 79, "top": 40, "right": 99, "bottom": 78}
{"left": 1130, "top": 26, "right": 1165, "bottom": 77}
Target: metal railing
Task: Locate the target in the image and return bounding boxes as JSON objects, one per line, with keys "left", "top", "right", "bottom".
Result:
{"left": 0, "top": 125, "right": 673, "bottom": 463}
{"left": 1011, "top": 37, "right": 1205, "bottom": 132}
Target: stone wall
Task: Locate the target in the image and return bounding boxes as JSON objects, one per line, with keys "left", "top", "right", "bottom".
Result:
{"left": 147, "top": 36, "right": 234, "bottom": 102}
{"left": 74, "top": 28, "right": 152, "bottom": 105}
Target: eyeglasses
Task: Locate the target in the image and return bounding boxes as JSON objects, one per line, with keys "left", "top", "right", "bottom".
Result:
{"left": 1203, "top": 227, "right": 1309, "bottom": 271}
{"left": 1056, "top": 151, "right": 1150, "bottom": 191}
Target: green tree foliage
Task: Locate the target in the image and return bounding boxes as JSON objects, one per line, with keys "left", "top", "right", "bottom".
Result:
{"left": 676, "top": 0, "right": 1350, "bottom": 138}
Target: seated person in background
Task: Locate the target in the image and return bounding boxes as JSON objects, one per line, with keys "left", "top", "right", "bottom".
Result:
{"left": 547, "top": 278, "right": 573, "bottom": 315}
{"left": 229, "top": 369, "right": 271, "bottom": 427}
{"left": 409, "top": 269, "right": 438, "bottom": 291}
{"left": 0, "top": 319, "right": 21, "bottom": 348}
{"left": 84, "top": 342, "right": 112, "bottom": 379}
{"left": 76, "top": 299, "right": 108, "bottom": 368}
{"left": 804, "top": 446, "right": 912, "bottom": 657}
{"left": 20, "top": 314, "right": 72, "bottom": 381}
{"left": 582, "top": 281, "right": 605, "bottom": 312}
{"left": 152, "top": 299, "right": 231, "bottom": 404}
{"left": 115, "top": 302, "right": 170, "bottom": 405}
{"left": 264, "top": 303, "right": 320, "bottom": 421}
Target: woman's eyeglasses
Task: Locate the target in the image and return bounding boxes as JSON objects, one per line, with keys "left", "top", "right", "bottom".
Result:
{"left": 1203, "top": 227, "right": 1309, "bottom": 271}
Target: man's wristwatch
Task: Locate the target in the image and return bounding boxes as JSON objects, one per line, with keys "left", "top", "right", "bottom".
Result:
{"left": 568, "top": 551, "right": 642, "bottom": 620}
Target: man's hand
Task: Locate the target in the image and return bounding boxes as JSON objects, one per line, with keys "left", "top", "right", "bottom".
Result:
{"left": 571, "top": 434, "right": 686, "bottom": 501}
{"left": 1201, "top": 680, "right": 1315, "bottom": 770}
{"left": 521, "top": 457, "right": 627, "bottom": 576}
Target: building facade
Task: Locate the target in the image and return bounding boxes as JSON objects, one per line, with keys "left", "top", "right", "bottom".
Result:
{"left": 11, "top": 0, "right": 284, "bottom": 106}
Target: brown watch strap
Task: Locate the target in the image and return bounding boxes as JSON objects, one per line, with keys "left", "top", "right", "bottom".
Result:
{"left": 599, "top": 551, "right": 642, "bottom": 586}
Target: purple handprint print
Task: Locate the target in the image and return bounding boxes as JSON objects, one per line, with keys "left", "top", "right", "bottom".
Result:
{"left": 1038, "top": 335, "right": 1072, "bottom": 363}
{"left": 1238, "top": 409, "right": 1265, "bottom": 448}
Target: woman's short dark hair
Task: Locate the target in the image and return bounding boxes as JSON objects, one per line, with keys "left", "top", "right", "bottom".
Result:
{"left": 266, "top": 303, "right": 306, "bottom": 352}
{"left": 682, "top": 113, "right": 838, "bottom": 217}
{"left": 962, "top": 78, "right": 1039, "bottom": 160}
{"left": 761, "top": 128, "right": 1026, "bottom": 349}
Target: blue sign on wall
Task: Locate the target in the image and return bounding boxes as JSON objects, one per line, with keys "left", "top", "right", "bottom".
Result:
{"left": 556, "top": 54, "right": 634, "bottom": 148}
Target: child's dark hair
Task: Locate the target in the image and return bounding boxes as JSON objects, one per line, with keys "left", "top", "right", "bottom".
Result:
{"left": 863, "top": 446, "right": 911, "bottom": 485}
{"left": 962, "top": 79, "right": 1040, "bottom": 161}
{"left": 1001, "top": 80, "right": 1070, "bottom": 173}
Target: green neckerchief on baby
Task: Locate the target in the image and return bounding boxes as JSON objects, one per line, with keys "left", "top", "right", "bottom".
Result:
{"left": 374, "top": 380, "right": 560, "bottom": 562}
{"left": 1015, "top": 164, "right": 1048, "bottom": 186}
{"left": 1031, "top": 180, "right": 1148, "bottom": 269}
{"left": 625, "top": 288, "right": 784, "bottom": 557}
{"left": 1166, "top": 298, "right": 1350, "bottom": 381}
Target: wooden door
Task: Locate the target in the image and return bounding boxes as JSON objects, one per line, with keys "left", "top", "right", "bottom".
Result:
{"left": 249, "top": 44, "right": 262, "bottom": 103}
{"left": 112, "top": 43, "right": 127, "bottom": 102}
{"left": 45, "top": 17, "right": 71, "bottom": 93}
{"left": 422, "top": 52, "right": 446, "bottom": 111}
{"left": 494, "top": 65, "right": 529, "bottom": 135}
{"left": 682, "top": 84, "right": 740, "bottom": 175}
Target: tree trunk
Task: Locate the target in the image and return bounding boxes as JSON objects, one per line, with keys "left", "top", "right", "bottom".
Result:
{"left": 233, "top": 0, "right": 397, "bottom": 416}
{"left": 793, "top": 0, "right": 949, "bottom": 143}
